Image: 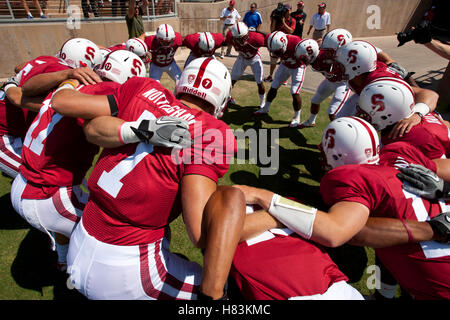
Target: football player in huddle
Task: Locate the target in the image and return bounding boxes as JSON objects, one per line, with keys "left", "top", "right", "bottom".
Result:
{"left": 183, "top": 32, "right": 225, "bottom": 68}
{"left": 0, "top": 38, "right": 102, "bottom": 178}
{"left": 10, "top": 44, "right": 148, "bottom": 272}
{"left": 226, "top": 22, "right": 267, "bottom": 110}
{"left": 55, "top": 57, "right": 246, "bottom": 300}
{"left": 234, "top": 115, "right": 450, "bottom": 299}
{"left": 145, "top": 23, "right": 183, "bottom": 83}
{"left": 357, "top": 78, "right": 448, "bottom": 162}
{"left": 331, "top": 40, "right": 439, "bottom": 139}
{"left": 299, "top": 28, "right": 353, "bottom": 128}
{"left": 255, "top": 31, "right": 317, "bottom": 128}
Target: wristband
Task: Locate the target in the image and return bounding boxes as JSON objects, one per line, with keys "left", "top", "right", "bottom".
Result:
{"left": 53, "top": 82, "right": 77, "bottom": 95}
{"left": 412, "top": 102, "right": 430, "bottom": 116}
{"left": 268, "top": 194, "right": 317, "bottom": 239}
{"left": 118, "top": 121, "right": 141, "bottom": 144}
{"left": 3, "top": 83, "right": 17, "bottom": 92}
{"left": 59, "top": 80, "right": 78, "bottom": 89}
{"left": 399, "top": 218, "right": 414, "bottom": 243}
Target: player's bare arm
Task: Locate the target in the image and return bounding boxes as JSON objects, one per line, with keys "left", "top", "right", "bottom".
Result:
{"left": 234, "top": 184, "right": 441, "bottom": 248}
{"left": 234, "top": 184, "right": 369, "bottom": 247}
{"left": 388, "top": 86, "right": 439, "bottom": 139}
{"left": 22, "top": 67, "right": 102, "bottom": 97}
{"left": 376, "top": 51, "right": 395, "bottom": 65}
{"left": 349, "top": 217, "right": 436, "bottom": 248}
{"left": 4, "top": 86, "right": 45, "bottom": 111}
{"left": 83, "top": 116, "right": 126, "bottom": 148}
{"left": 51, "top": 86, "right": 111, "bottom": 119}
{"left": 181, "top": 175, "right": 220, "bottom": 248}
{"left": 182, "top": 176, "right": 245, "bottom": 299}
{"left": 240, "top": 209, "right": 284, "bottom": 242}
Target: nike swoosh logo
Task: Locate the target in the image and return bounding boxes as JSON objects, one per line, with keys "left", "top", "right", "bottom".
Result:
{"left": 156, "top": 118, "right": 178, "bottom": 125}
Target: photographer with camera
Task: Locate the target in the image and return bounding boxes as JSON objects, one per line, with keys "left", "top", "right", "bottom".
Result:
{"left": 265, "top": 3, "right": 296, "bottom": 82}
{"left": 307, "top": 2, "right": 331, "bottom": 44}
{"left": 398, "top": 20, "right": 450, "bottom": 61}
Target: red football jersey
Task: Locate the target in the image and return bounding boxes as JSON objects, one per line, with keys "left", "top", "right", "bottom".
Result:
{"left": 183, "top": 33, "right": 225, "bottom": 58}
{"left": 311, "top": 49, "right": 341, "bottom": 82}
{"left": 0, "top": 93, "right": 34, "bottom": 139}
{"left": 18, "top": 56, "right": 70, "bottom": 87}
{"left": 382, "top": 112, "right": 450, "bottom": 160}
{"left": 144, "top": 32, "right": 183, "bottom": 67}
{"left": 348, "top": 61, "right": 401, "bottom": 95}
{"left": 264, "top": 34, "right": 303, "bottom": 69}
{"left": 108, "top": 43, "right": 126, "bottom": 51}
{"left": 19, "top": 81, "right": 120, "bottom": 199}
{"left": 0, "top": 56, "right": 67, "bottom": 139}
{"left": 320, "top": 142, "right": 450, "bottom": 299}
{"left": 226, "top": 31, "right": 265, "bottom": 59}
{"left": 82, "top": 77, "right": 236, "bottom": 246}
{"left": 231, "top": 227, "right": 348, "bottom": 299}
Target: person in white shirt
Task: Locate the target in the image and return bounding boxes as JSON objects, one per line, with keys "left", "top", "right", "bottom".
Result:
{"left": 307, "top": 2, "right": 331, "bottom": 44}
{"left": 220, "top": 0, "right": 241, "bottom": 58}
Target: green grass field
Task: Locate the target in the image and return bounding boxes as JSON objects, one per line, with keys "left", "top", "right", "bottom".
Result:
{"left": 0, "top": 75, "right": 378, "bottom": 300}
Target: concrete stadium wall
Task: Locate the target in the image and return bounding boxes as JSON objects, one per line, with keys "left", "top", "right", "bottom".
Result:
{"left": 0, "top": 0, "right": 426, "bottom": 78}
{"left": 0, "top": 17, "right": 179, "bottom": 78}
{"left": 177, "top": 0, "right": 424, "bottom": 36}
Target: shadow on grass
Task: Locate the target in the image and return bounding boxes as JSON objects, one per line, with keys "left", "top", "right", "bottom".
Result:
{"left": 0, "top": 193, "right": 29, "bottom": 230}
{"left": 10, "top": 228, "right": 86, "bottom": 300}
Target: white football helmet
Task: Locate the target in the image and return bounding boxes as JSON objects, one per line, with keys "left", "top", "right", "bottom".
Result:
{"left": 156, "top": 24, "right": 176, "bottom": 47}
{"left": 96, "top": 50, "right": 146, "bottom": 84}
{"left": 198, "top": 32, "right": 215, "bottom": 56}
{"left": 58, "top": 38, "right": 102, "bottom": 69}
{"left": 356, "top": 77, "right": 415, "bottom": 131}
{"left": 320, "top": 116, "right": 380, "bottom": 171}
{"left": 335, "top": 40, "right": 377, "bottom": 80}
{"left": 231, "top": 22, "right": 249, "bottom": 45}
{"left": 267, "top": 31, "right": 288, "bottom": 58}
{"left": 176, "top": 57, "right": 232, "bottom": 118}
{"left": 321, "top": 28, "right": 352, "bottom": 51}
{"left": 99, "top": 48, "right": 112, "bottom": 61}
{"left": 295, "top": 39, "right": 320, "bottom": 65}
{"left": 125, "top": 38, "right": 148, "bottom": 60}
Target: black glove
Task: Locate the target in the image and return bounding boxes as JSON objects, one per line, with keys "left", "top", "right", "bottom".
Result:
{"left": 396, "top": 163, "right": 450, "bottom": 200}
{"left": 387, "top": 62, "right": 408, "bottom": 79}
{"left": 130, "top": 116, "right": 191, "bottom": 148}
{"left": 428, "top": 212, "right": 450, "bottom": 244}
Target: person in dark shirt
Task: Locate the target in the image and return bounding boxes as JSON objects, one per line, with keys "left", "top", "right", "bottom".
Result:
{"left": 126, "top": 0, "right": 148, "bottom": 39}
{"left": 291, "top": 1, "right": 307, "bottom": 38}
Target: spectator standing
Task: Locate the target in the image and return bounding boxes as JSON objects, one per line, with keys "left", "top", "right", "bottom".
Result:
{"left": 291, "top": 1, "right": 307, "bottom": 38}
{"left": 21, "top": 0, "right": 46, "bottom": 19}
{"left": 265, "top": 3, "right": 295, "bottom": 82}
{"left": 220, "top": 0, "right": 241, "bottom": 58}
{"left": 243, "top": 3, "right": 262, "bottom": 31}
{"left": 126, "top": 0, "right": 148, "bottom": 39}
{"left": 81, "top": 0, "right": 99, "bottom": 18}
{"left": 307, "top": 2, "right": 331, "bottom": 43}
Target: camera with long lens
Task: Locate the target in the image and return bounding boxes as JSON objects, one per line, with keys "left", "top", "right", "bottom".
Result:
{"left": 397, "top": 19, "right": 450, "bottom": 47}
{"left": 397, "top": 20, "right": 432, "bottom": 47}
{"left": 272, "top": 2, "right": 288, "bottom": 23}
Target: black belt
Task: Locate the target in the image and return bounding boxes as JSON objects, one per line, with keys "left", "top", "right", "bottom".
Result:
{"left": 315, "top": 28, "right": 325, "bottom": 31}
{"left": 225, "top": 23, "right": 234, "bottom": 26}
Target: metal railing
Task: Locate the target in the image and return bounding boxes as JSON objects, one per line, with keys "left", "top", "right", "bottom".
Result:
{"left": 0, "top": 0, "right": 177, "bottom": 23}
